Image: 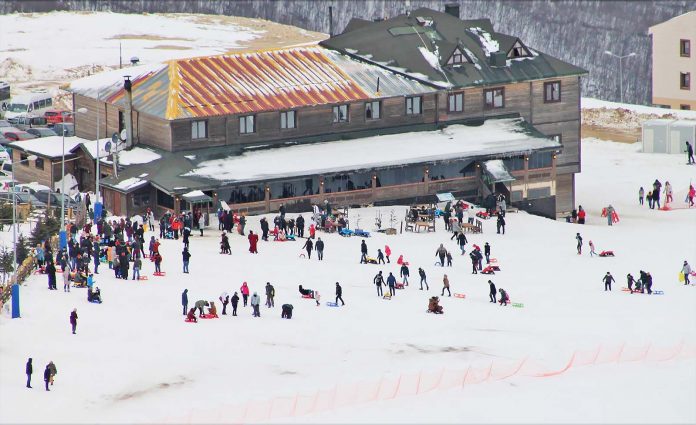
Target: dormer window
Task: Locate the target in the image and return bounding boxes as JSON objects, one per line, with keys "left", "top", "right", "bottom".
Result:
{"left": 508, "top": 40, "right": 532, "bottom": 58}
{"left": 446, "top": 48, "right": 468, "bottom": 65}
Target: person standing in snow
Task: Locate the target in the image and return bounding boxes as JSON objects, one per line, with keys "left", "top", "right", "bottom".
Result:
{"left": 603, "top": 272, "right": 615, "bottom": 291}
{"left": 384, "top": 245, "right": 391, "bottom": 263}
{"left": 182, "top": 247, "right": 191, "bottom": 273}
{"left": 377, "top": 249, "right": 385, "bottom": 264}
{"left": 606, "top": 205, "right": 615, "bottom": 226}
{"left": 302, "top": 238, "right": 313, "bottom": 259}
{"left": 638, "top": 187, "right": 644, "bottom": 206}
{"left": 589, "top": 240, "right": 597, "bottom": 257}
{"left": 335, "top": 282, "right": 345, "bottom": 306}
{"left": 43, "top": 364, "right": 51, "bottom": 391}
{"left": 231, "top": 292, "right": 239, "bottom": 316}
{"left": 664, "top": 181, "right": 673, "bottom": 204}
{"left": 250, "top": 292, "right": 261, "bottom": 317}
{"left": 260, "top": 217, "right": 269, "bottom": 241}
{"left": 484, "top": 242, "right": 491, "bottom": 264}
{"left": 46, "top": 261, "right": 57, "bottom": 290}
{"left": 653, "top": 179, "right": 662, "bottom": 209}
{"left": 488, "top": 280, "right": 497, "bottom": 303}
{"left": 496, "top": 214, "right": 506, "bottom": 234}
{"left": 360, "top": 240, "right": 368, "bottom": 264}
{"left": 315, "top": 238, "right": 324, "bottom": 260}
{"left": 576, "top": 233, "right": 583, "bottom": 255}
{"left": 683, "top": 261, "right": 692, "bottom": 285}
{"left": 446, "top": 251, "right": 453, "bottom": 267}
{"left": 577, "top": 206, "right": 586, "bottom": 224}
{"left": 182, "top": 289, "right": 189, "bottom": 315}
{"left": 627, "top": 273, "right": 636, "bottom": 294}
{"left": 70, "top": 308, "right": 78, "bottom": 334}
{"left": 248, "top": 230, "right": 259, "bottom": 254}
{"left": 132, "top": 256, "right": 142, "bottom": 280}
{"left": 418, "top": 267, "right": 429, "bottom": 290}
{"left": 219, "top": 292, "right": 229, "bottom": 315}
{"left": 441, "top": 274, "right": 451, "bottom": 297}
{"left": 374, "top": 271, "right": 385, "bottom": 296}
{"left": 26, "top": 358, "right": 32, "bottom": 388}
{"left": 265, "top": 282, "right": 275, "bottom": 308}
{"left": 296, "top": 215, "right": 305, "bottom": 238}
{"left": 435, "top": 244, "right": 447, "bottom": 266}
{"left": 400, "top": 263, "right": 410, "bottom": 286}
{"left": 498, "top": 288, "right": 509, "bottom": 306}
{"left": 386, "top": 272, "right": 397, "bottom": 297}
{"left": 240, "top": 282, "right": 250, "bottom": 306}
{"left": 62, "top": 266, "right": 70, "bottom": 292}
{"left": 686, "top": 141, "right": 694, "bottom": 164}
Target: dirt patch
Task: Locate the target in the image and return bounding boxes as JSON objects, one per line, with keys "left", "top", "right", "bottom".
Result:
{"left": 582, "top": 125, "right": 640, "bottom": 144}
{"left": 107, "top": 34, "right": 195, "bottom": 42}
{"left": 111, "top": 376, "right": 191, "bottom": 402}
{"left": 581, "top": 106, "right": 693, "bottom": 143}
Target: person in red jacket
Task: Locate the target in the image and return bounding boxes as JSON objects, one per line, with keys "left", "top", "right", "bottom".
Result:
{"left": 384, "top": 245, "right": 391, "bottom": 263}
{"left": 248, "top": 230, "right": 259, "bottom": 253}
{"left": 240, "top": 282, "right": 250, "bottom": 306}
{"left": 577, "top": 206, "right": 586, "bottom": 224}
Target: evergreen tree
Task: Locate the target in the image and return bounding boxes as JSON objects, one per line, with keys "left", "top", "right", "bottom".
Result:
{"left": 0, "top": 246, "right": 14, "bottom": 284}
{"left": 16, "top": 234, "right": 30, "bottom": 265}
{"left": 29, "top": 214, "right": 60, "bottom": 248}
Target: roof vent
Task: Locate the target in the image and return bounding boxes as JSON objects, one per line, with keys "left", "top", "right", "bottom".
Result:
{"left": 444, "top": 3, "right": 460, "bottom": 19}
{"left": 489, "top": 51, "right": 507, "bottom": 67}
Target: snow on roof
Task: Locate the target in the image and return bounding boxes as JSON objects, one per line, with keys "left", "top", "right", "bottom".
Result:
{"left": 483, "top": 159, "right": 515, "bottom": 182}
{"left": 9, "top": 136, "right": 90, "bottom": 158}
{"left": 114, "top": 176, "right": 148, "bottom": 191}
{"left": 69, "top": 62, "right": 168, "bottom": 98}
{"left": 116, "top": 147, "right": 162, "bottom": 166}
{"left": 582, "top": 97, "right": 696, "bottom": 120}
{"left": 183, "top": 190, "right": 206, "bottom": 198}
{"left": 185, "top": 118, "right": 558, "bottom": 183}
{"left": 467, "top": 27, "right": 500, "bottom": 56}
{"left": 418, "top": 46, "right": 440, "bottom": 69}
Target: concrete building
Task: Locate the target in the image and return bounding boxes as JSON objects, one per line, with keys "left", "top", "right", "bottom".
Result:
{"left": 649, "top": 11, "right": 696, "bottom": 110}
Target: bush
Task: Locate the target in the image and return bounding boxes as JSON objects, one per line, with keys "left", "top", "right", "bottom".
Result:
{"left": 29, "top": 214, "right": 60, "bottom": 248}
{"left": 16, "top": 234, "right": 29, "bottom": 265}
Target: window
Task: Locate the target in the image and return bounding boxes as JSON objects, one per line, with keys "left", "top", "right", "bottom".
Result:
{"left": 681, "top": 39, "right": 691, "bottom": 57}
{"left": 680, "top": 72, "right": 690, "bottom": 90}
{"left": 528, "top": 152, "right": 553, "bottom": 169}
{"left": 118, "top": 111, "right": 126, "bottom": 133}
{"left": 503, "top": 157, "right": 525, "bottom": 171}
{"left": 448, "top": 93, "right": 463, "bottom": 113}
{"left": 20, "top": 152, "right": 29, "bottom": 165}
{"left": 35, "top": 158, "right": 44, "bottom": 170}
{"left": 33, "top": 101, "right": 39, "bottom": 110}
{"left": 405, "top": 96, "right": 422, "bottom": 115}
{"left": 528, "top": 186, "right": 551, "bottom": 199}
{"left": 681, "top": 104, "right": 691, "bottom": 110}
{"left": 39, "top": 99, "right": 46, "bottom": 108}
{"left": 46, "top": 98, "right": 52, "bottom": 107}
{"left": 365, "top": 101, "right": 380, "bottom": 120}
{"left": 447, "top": 48, "right": 467, "bottom": 65}
{"left": 239, "top": 115, "right": 255, "bottom": 134}
{"left": 333, "top": 105, "right": 349, "bottom": 123}
{"left": 484, "top": 88, "right": 504, "bottom": 109}
{"left": 280, "top": 110, "right": 296, "bottom": 129}
{"left": 191, "top": 120, "right": 207, "bottom": 139}
{"left": 544, "top": 81, "right": 561, "bottom": 103}
{"left": 508, "top": 41, "right": 531, "bottom": 58}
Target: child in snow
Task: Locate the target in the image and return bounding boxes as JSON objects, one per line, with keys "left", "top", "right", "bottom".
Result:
{"left": 186, "top": 308, "right": 198, "bottom": 322}
{"left": 639, "top": 187, "right": 644, "bottom": 206}
{"left": 428, "top": 296, "right": 443, "bottom": 314}
{"left": 498, "top": 289, "right": 509, "bottom": 306}
{"left": 589, "top": 240, "right": 597, "bottom": 257}
{"left": 576, "top": 233, "right": 583, "bottom": 255}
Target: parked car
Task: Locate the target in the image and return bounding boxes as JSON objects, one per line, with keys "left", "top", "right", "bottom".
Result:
{"left": 44, "top": 109, "right": 73, "bottom": 125}
{"left": 0, "top": 148, "right": 10, "bottom": 163}
{"left": 0, "top": 119, "right": 11, "bottom": 127}
{"left": 52, "top": 122, "right": 75, "bottom": 137}
{"left": 26, "top": 127, "right": 57, "bottom": 138}
{"left": 0, "top": 127, "right": 38, "bottom": 141}
{"left": 0, "top": 133, "right": 11, "bottom": 145}
{"left": 8, "top": 115, "right": 48, "bottom": 130}
{"left": 34, "top": 190, "right": 81, "bottom": 209}
{"left": 0, "top": 191, "right": 47, "bottom": 207}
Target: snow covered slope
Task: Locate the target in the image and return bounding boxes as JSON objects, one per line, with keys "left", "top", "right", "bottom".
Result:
{"left": 0, "top": 139, "right": 694, "bottom": 424}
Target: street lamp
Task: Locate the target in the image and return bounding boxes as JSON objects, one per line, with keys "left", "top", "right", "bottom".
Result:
{"left": 11, "top": 154, "right": 38, "bottom": 282}
{"left": 604, "top": 50, "right": 636, "bottom": 104}
{"left": 94, "top": 91, "right": 103, "bottom": 221}
{"left": 59, "top": 107, "right": 87, "bottom": 250}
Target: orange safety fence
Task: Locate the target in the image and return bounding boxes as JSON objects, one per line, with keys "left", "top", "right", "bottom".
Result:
{"left": 160, "top": 341, "right": 695, "bottom": 424}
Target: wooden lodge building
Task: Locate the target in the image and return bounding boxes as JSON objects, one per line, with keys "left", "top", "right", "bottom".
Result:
{"left": 50, "top": 7, "right": 586, "bottom": 218}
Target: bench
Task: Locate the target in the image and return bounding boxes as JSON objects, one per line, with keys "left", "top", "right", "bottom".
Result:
{"left": 415, "top": 221, "right": 435, "bottom": 233}
{"left": 461, "top": 223, "right": 481, "bottom": 234}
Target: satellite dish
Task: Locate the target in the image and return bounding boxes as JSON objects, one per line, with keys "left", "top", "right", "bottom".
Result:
{"left": 111, "top": 133, "right": 120, "bottom": 144}
{"left": 120, "top": 129, "right": 127, "bottom": 141}
{"left": 104, "top": 141, "right": 112, "bottom": 154}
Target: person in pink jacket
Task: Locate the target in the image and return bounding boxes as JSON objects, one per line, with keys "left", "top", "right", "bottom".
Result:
{"left": 384, "top": 245, "right": 392, "bottom": 263}
{"left": 240, "top": 282, "right": 250, "bottom": 307}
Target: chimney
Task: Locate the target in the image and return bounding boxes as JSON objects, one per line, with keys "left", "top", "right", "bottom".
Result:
{"left": 329, "top": 6, "right": 334, "bottom": 37}
{"left": 123, "top": 75, "right": 134, "bottom": 148}
{"left": 489, "top": 51, "right": 507, "bottom": 67}
{"left": 444, "top": 3, "right": 460, "bottom": 19}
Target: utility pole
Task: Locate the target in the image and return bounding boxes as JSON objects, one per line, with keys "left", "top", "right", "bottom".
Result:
{"left": 604, "top": 50, "right": 636, "bottom": 103}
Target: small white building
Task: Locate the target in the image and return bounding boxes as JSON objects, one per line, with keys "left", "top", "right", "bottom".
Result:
{"left": 642, "top": 119, "right": 696, "bottom": 154}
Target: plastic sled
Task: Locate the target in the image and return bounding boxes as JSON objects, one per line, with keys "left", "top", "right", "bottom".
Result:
{"left": 476, "top": 211, "right": 490, "bottom": 219}
{"left": 184, "top": 318, "right": 197, "bottom": 323}
{"left": 298, "top": 253, "right": 306, "bottom": 258}
{"left": 599, "top": 251, "right": 615, "bottom": 257}
{"left": 301, "top": 294, "right": 314, "bottom": 299}
{"left": 365, "top": 257, "right": 378, "bottom": 264}
{"left": 434, "top": 262, "right": 442, "bottom": 266}
{"left": 326, "top": 302, "right": 339, "bottom": 307}
{"left": 200, "top": 313, "right": 219, "bottom": 319}
{"left": 339, "top": 228, "right": 354, "bottom": 237}
{"left": 481, "top": 268, "right": 495, "bottom": 275}
{"left": 453, "top": 293, "right": 466, "bottom": 298}
{"left": 653, "top": 290, "right": 664, "bottom": 295}
{"left": 286, "top": 235, "right": 296, "bottom": 241}
{"left": 33, "top": 267, "right": 46, "bottom": 275}
{"left": 395, "top": 283, "right": 405, "bottom": 290}
{"left": 354, "top": 229, "right": 370, "bottom": 238}
{"left": 153, "top": 271, "right": 166, "bottom": 276}
{"left": 512, "top": 302, "right": 524, "bottom": 308}
{"left": 88, "top": 299, "right": 102, "bottom": 304}
{"left": 489, "top": 258, "right": 498, "bottom": 263}
{"left": 382, "top": 295, "right": 392, "bottom": 300}
{"left": 138, "top": 276, "right": 149, "bottom": 281}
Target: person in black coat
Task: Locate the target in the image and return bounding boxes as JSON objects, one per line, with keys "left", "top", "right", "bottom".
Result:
{"left": 231, "top": 292, "right": 239, "bottom": 316}
{"left": 418, "top": 267, "right": 428, "bottom": 290}
{"left": 315, "top": 238, "right": 325, "bottom": 261}
{"left": 260, "top": 218, "right": 269, "bottom": 241}
{"left": 373, "top": 271, "right": 384, "bottom": 296}
{"left": 603, "top": 272, "right": 615, "bottom": 291}
{"left": 296, "top": 215, "right": 305, "bottom": 238}
{"left": 302, "top": 238, "right": 313, "bottom": 259}
{"left": 43, "top": 364, "right": 51, "bottom": 391}
{"left": 26, "top": 358, "right": 32, "bottom": 388}
{"left": 400, "top": 264, "right": 410, "bottom": 286}
{"left": 181, "top": 289, "right": 188, "bottom": 315}
{"left": 46, "top": 262, "right": 57, "bottom": 290}
{"left": 496, "top": 214, "right": 506, "bottom": 234}
{"left": 182, "top": 247, "right": 191, "bottom": 273}
{"left": 70, "top": 308, "right": 78, "bottom": 334}
{"left": 360, "top": 240, "right": 368, "bottom": 264}
{"left": 335, "top": 282, "right": 345, "bottom": 306}
{"left": 488, "top": 280, "right": 497, "bottom": 303}
{"left": 182, "top": 226, "right": 191, "bottom": 248}
{"left": 484, "top": 242, "right": 491, "bottom": 264}
{"left": 626, "top": 273, "right": 635, "bottom": 294}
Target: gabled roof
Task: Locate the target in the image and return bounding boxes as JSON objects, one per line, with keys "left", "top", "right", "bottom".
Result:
{"left": 320, "top": 7, "right": 588, "bottom": 89}
{"left": 69, "top": 47, "right": 436, "bottom": 120}
{"left": 9, "top": 136, "right": 89, "bottom": 159}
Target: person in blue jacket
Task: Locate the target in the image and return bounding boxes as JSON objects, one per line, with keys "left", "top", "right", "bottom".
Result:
{"left": 386, "top": 272, "right": 397, "bottom": 296}
{"left": 182, "top": 289, "right": 188, "bottom": 315}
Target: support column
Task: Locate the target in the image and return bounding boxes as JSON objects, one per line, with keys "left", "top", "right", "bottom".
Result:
{"left": 319, "top": 177, "right": 325, "bottom": 195}
{"left": 523, "top": 156, "right": 529, "bottom": 198}
{"left": 551, "top": 154, "right": 558, "bottom": 196}
{"left": 371, "top": 173, "right": 377, "bottom": 204}
{"left": 174, "top": 196, "right": 181, "bottom": 215}
{"left": 475, "top": 162, "right": 482, "bottom": 201}
{"left": 423, "top": 167, "right": 430, "bottom": 196}
{"left": 264, "top": 184, "right": 270, "bottom": 213}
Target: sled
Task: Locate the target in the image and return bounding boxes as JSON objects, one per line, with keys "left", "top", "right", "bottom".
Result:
{"left": 599, "top": 251, "right": 615, "bottom": 257}
{"left": 426, "top": 309, "right": 444, "bottom": 314}
{"left": 301, "top": 294, "right": 314, "bottom": 299}
{"left": 184, "top": 318, "right": 197, "bottom": 323}
{"left": 153, "top": 271, "right": 166, "bottom": 276}
{"left": 354, "top": 229, "right": 370, "bottom": 238}
{"left": 481, "top": 268, "right": 495, "bottom": 275}
{"left": 138, "top": 276, "right": 149, "bottom": 281}
{"left": 298, "top": 253, "right": 306, "bottom": 258}
{"left": 653, "top": 290, "right": 664, "bottom": 295}
{"left": 395, "top": 283, "right": 405, "bottom": 290}
{"left": 200, "top": 313, "right": 219, "bottom": 319}
{"left": 88, "top": 299, "right": 103, "bottom": 304}
{"left": 489, "top": 258, "right": 498, "bottom": 263}
{"left": 475, "top": 211, "right": 490, "bottom": 220}
{"left": 512, "top": 302, "right": 524, "bottom": 308}
{"left": 382, "top": 294, "right": 392, "bottom": 300}
{"left": 326, "top": 302, "right": 339, "bottom": 307}
{"left": 33, "top": 267, "right": 46, "bottom": 275}
{"left": 339, "top": 228, "right": 354, "bottom": 237}
{"left": 434, "top": 261, "right": 442, "bottom": 266}
{"left": 453, "top": 293, "right": 466, "bottom": 299}
{"left": 364, "top": 257, "right": 378, "bottom": 264}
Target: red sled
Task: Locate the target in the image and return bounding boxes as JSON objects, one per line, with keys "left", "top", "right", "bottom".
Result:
{"left": 454, "top": 293, "right": 466, "bottom": 298}
{"left": 481, "top": 266, "right": 497, "bottom": 274}
{"left": 184, "top": 318, "right": 197, "bottom": 323}
{"left": 301, "top": 294, "right": 314, "bottom": 299}
{"left": 153, "top": 271, "right": 166, "bottom": 276}
{"left": 138, "top": 276, "right": 149, "bottom": 281}
{"left": 599, "top": 251, "right": 615, "bottom": 257}
{"left": 200, "top": 314, "right": 219, "bottom": 319}
{"left": 33, "top": 267, "right": 46, "bottom": 275}
{"left": 395, "top": 283, "right": 405, "bottom": 289}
